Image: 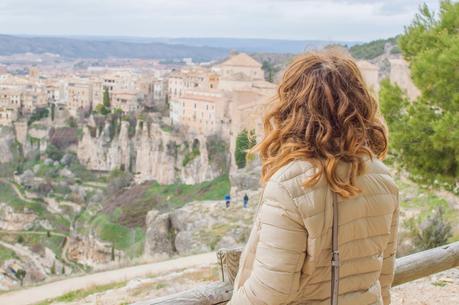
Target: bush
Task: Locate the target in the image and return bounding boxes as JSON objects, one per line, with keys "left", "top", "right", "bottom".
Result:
{"left": 106, "top": 169, "right": 133, "bottom": 195}
{"left": 28, "top": 107, "right": 49, "bottom": 126}
{"left": 66, "top": 116, "right": 78, "bottom": 128}
{"left": 45, "top": 144, "right": 64, "bottom": 161}
{"left": 407, "top": 206, "right": 453, "bottom": 251}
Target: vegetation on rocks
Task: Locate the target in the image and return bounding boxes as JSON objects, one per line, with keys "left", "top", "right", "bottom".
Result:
{"left": 182, "top": 139, "right": 200, "bottom": 167}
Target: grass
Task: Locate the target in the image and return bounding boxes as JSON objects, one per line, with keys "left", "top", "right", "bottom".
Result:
{"left": 35, "top": 281, "right": 126, "bottom": 305}
{"left": 103, "top": 174, "right": 231, "bottom": 230}
{"left": 195, "top": 223, "right": 233, "bottom": 251}
{"left": 0, "top": 244, "right": 17, "bottom": 265}
{"left": 0, "top": 233, "right": 66, "bottom": 259}
{"left": 0, "top": 182, "right": 45, "bottom": 214}
{"left": 398, "top": 178, "right": 458, "bottom": 225}
{"left": 91, "top": 213, "right": 145, "bottom": 255}
{"left": 142, "top": 174, "right": 230, "bottom": 208}
{"left": 0, "top": 181, "right": 71, "bottom": 234}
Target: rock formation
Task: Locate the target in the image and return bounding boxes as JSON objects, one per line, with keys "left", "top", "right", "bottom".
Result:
{"left": 0, "top": 127, "right": 16, "bottom": 164}
{"left": 77, "top": 119, "right": 221, "bottom": 184}
{"left": 144, "top": 197, "right": 259, "bottom": 259}
{"left": 66, "top": 235, "right": 123, "bottom": 266}
{"left": 0, "top": 203, "right": 37, "bottom": 231}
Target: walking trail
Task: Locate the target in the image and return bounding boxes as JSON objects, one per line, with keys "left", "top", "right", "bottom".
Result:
{"left": 0, "top": 252, "right": 216, "bottom": 305}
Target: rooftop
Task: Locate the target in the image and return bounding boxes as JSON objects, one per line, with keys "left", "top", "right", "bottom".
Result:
{"left": 220, "top": 53, "right": 262, "bottom": 68}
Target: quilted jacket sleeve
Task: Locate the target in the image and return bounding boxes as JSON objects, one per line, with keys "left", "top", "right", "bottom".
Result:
{"left": 379, "top": 202, "right": 400, "bottom": 305}
{"left": 228, "top": 180, "right": 307, "bottom": 305}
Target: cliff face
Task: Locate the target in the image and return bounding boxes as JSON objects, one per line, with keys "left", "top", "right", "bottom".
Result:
{"left": 0, "top": 127, "right": 16, "bottom": 164}
{"left": 77, "top": 120, "right": 221, "bottom": 184}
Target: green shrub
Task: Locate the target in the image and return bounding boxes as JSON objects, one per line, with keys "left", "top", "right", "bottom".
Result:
{"left": 407, "top": 206, "right": 453, "bottom": 251}
{"left": 45, "top": 144, "right": 64, "bottom": 161}
{"left": 182, "top": 139, "right": 200, "bottom": 166}
{"left": 28, "top": 107, "right": 49, "bottom": 126}
{"left": 235, "top": 129, "right": 256, "bottom": 169}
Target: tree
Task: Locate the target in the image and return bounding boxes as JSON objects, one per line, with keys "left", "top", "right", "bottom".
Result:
{"left": 235, "top": 129, "right": 257, "bottom": 169}
{"left": 45, "top": 144, "right": 64, "bottom": 161}
{"left": 379, "top": 1, "right": 459, "bottom": 188}
{"left": 27, "top": 107, "right": 49, "bottom": 126}
{"left": 103, "top": 87, "right": 111, "bottom": 108}
{"left": 15, "top": 269, "right": 26, "bottom": 286}
{"left": 65, "top": 116, "right": 78, "bottom": 128}
{"left": 50, "top": 261, "right": 56, "bottom": 275}
{"left": 94, "top": 103, "right": 110, "bottom": 116}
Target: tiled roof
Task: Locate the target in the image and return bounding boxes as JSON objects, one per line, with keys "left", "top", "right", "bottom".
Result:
{"left": 220, "top": 53, "right": 262, "bottom": 68}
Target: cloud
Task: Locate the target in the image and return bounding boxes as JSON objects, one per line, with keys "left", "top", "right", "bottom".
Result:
{"left": 0, "top": 0, "right": 439, "bottom": 41}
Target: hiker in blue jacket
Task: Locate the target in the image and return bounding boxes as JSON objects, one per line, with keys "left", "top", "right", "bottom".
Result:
{"left": 224, "top": 193, "right": 231, "bottom": 208}
{"left": 243, "top": 193, "right": 249, "bottom": 208}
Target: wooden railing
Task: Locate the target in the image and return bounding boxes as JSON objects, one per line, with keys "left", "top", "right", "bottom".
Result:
{"left": 133, "top": 241, "right": 459, "bottom": 305}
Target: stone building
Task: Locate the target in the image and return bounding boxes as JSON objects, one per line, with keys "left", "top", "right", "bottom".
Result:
{"left": 0, "top": 89, "right": 22, "bottom": 109}
{"left": 214, "top": 53, "right": 265, "bottom": 91}
{"left": 67, "top": 79, "right": 93, "bottom": 116}
{"left": 0, "top": 107, "right": 18, "bottom": 126}
{"left": 170, "top": 89, "right": 228, "bottom": 136}
{"left": 167, "top": 68, "right": 219, "bottom": 100}
{"left": 111, "top": 91, "right": 144, "bottom": 113}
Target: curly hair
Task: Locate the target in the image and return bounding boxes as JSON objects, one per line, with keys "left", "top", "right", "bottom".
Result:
{"left": 252, "top": 49, "right": 388, "bottom": 198}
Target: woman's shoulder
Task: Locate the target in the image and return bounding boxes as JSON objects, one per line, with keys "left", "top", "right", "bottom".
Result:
{"left": 269, "top": 159, "right": 316, "bottom": 184}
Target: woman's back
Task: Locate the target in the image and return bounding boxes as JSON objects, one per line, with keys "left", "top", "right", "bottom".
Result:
{"left": 228, "top": 49, "right": 399, "bottom": 305}
{"left": 230, "top": 158, "right": 399, "bottom": 305}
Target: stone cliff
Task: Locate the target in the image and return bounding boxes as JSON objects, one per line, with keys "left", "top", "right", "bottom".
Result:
{"left": 77, "top": 120, "right": 222, "bottom": 184}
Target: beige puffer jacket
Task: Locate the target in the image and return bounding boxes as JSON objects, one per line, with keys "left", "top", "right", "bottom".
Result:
{"left": 228, "top": 158, "right": 399, "bottom": 305}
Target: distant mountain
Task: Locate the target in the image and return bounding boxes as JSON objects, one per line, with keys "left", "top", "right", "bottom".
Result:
{"left": 147, "top": 37, "right": 360, "bottom": 54}
{"left": 0, "top": 34, "right": 361, "bottom": 61}
{"left": 0, "top": 34, "right": 229, "bottom": 62}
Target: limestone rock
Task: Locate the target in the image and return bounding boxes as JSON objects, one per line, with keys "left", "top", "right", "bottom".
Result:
{"left": 0, "top": 127, "right": 16, "bottom": 164}
{"left": 144, "top": 210, "right": 175, "bottom": 259}
{"left": 77, "top": 119, "right": 222, "bottom": 185}
{"left": 144, "top": 198, "right": 259, "bottom": 258}
{"left": 230, "top": 159, "right": 261, "bottom": 191}
{"left": 0, "top": 203, "right": 37, "bottom": 231}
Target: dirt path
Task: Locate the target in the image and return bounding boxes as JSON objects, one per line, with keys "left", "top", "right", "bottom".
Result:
{"left": 0, "top": 230, "right": 66, "bottom": 238}
{"left": 0, "top": 252, "right": 217, "bottom": 305}
{"left": 0, "top": 178, "right": 35, "bottom": 204}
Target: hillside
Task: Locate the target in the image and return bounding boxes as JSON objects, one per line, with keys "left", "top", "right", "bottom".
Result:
{"left": 0, "top": 35, "right": 228, "bottom": 62}
{"left": 349, "top": 36, "right": 401, "bottom": 60}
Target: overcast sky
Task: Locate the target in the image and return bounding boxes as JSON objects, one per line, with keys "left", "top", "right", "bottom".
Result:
{"left": 0, "top": 0, "right": 441, "bottom": 41}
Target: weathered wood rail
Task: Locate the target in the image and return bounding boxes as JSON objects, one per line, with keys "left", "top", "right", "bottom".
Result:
{"left": 132, "top": 241, "right": 459, "bottom": 305}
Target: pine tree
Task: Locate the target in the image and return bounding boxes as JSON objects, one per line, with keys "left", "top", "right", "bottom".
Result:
{"left": 380, "top": 1, "right": 459, "bottom": 188}
{"left": 103, "top": 87, "right": 111, "bottom": 108}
